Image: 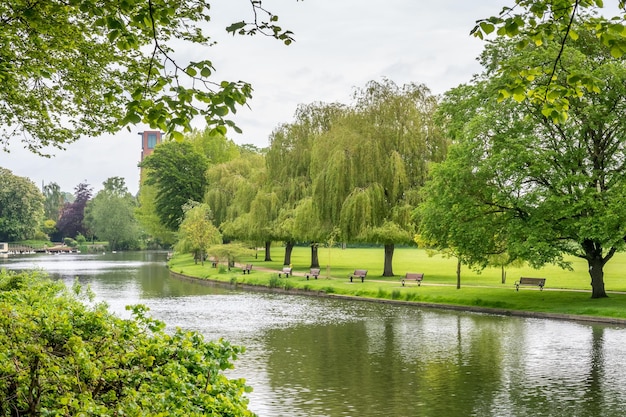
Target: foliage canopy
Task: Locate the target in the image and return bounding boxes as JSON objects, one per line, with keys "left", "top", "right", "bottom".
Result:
{"left": 1, "top": 0, "right": 294, "bottom": 153}
{"left": 420, "top": 28, "right": 626, "bottom": 298}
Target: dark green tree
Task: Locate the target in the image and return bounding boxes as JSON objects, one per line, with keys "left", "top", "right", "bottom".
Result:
{"left": 0, "top": 168, "right": 45, "bottom": 241}
{"left": 139, "top": 140, "right": 209, "bottom": 231}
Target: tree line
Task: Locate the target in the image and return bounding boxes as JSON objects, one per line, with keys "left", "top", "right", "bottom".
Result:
{"left": 0, "top": 171, "right": 141, "bottom": 251}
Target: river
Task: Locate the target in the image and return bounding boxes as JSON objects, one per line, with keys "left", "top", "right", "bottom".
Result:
{"left": 2, "top": 251, "right": 626, "bottom": 417}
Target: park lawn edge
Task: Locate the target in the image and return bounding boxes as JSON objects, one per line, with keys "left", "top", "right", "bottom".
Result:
{"left": 168, "top": 252, "right": 626, "bottom": 326}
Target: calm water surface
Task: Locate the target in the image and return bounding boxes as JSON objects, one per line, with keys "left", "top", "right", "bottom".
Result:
{"left": 3, "top": 251, "right": 626, "bottom": 417}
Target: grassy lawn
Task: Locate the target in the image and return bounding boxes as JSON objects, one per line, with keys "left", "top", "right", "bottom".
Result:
{"left": 168, "top": 245, "right": 626, "bottom": 321}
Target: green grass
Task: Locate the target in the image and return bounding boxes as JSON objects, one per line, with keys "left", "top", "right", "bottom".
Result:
{"left": 168, "top": 246, "right": 626, "bottom": 321}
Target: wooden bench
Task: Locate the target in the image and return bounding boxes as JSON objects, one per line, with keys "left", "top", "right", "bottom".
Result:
{"left": 515, "top": 277, "right": 546, "bottom": 291}
{"left": 242, "top": 264, "right": 253, "bottom": 274}
{"left": 278, "top": 267, "right": 293, "bottom": 278}
{"left": 306, "top": 268, "right": 320, "bottom": 280}
{"left": 402, "top": 273, "right": 424, "bottom": 286}
{"left": 349, "top": 269, "right": 367, "bottom": 283}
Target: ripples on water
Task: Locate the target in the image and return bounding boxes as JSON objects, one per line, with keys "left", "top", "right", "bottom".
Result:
{"left": 3, "top": 252, "right": 626, "bottom": 417}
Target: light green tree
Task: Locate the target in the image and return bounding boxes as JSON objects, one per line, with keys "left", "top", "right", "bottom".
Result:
{"left": 205, "top": 156, "right": 260, "bottom": 227}
{"left": 42, "top": 182, "right": 64, "bottom": 221}
{"left": 311, "top": 79, "right": 446, "bottom": 276}
{"left": 85, "top": 177, "right": 141, "bottom": 250}
{"left": 189, "top": 128, "right": 241, "bottom": 165}
{"left": 135, "top": 182, "right": 176, "bottom": 247}
{"left": 175, "top": 202, "right": 222, "bottom": 265}
{"left": 266, "top": 103, "right": 346, "bottom": 267}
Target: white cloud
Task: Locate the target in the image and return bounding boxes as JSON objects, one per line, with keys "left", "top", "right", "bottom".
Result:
{"left": 1, "top": 0, "right": 505, "bottom": 195}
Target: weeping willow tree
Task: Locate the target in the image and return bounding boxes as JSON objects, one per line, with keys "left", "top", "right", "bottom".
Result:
{"left": 204, "top": 148, "right": 270, "bottom": 258}
{"left": 246, "top": 191, "right": 281, "bottom": 261}
{"left": 311, "top": 79, "right": 446, "bottom": 276}
{"left": 204, "top": 151, "right": 265, "bottom": 228}
{"left": 266, "top": 102, "right": 346, "bottom": 266}
{"left": 292, "top": 197, "right": 327, "bottom": 268}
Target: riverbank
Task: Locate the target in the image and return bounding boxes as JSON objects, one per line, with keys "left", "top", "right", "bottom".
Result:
{"left": 168, "top": 249, "right": 626, "bottom": 325}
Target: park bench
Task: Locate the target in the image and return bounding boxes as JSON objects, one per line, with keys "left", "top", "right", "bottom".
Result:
{"left": 401, "top": 272, "right": 424, "bottom": 286}
{"left": 349, "top": 269, "right": 368, "bottom": 283}
{"left": 306, "top": 268, "right": 321, "bottom": 280}
{"left": 242, "top": 264, "right": 253, "bottom": 274}
{"left": 515, "top": 277, "right": 546, "bottom": 291}
{"left": 278, "top": 267, "right": 293, "bottom": 278}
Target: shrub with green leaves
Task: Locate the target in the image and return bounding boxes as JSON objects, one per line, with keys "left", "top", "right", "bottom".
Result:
{"left": 0, "top": 270, "right": 255, "bottom": 417}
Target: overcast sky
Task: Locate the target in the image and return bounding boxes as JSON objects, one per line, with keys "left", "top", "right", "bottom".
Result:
{"left": 1, "top": 0, "right": 505, "bottom": 196}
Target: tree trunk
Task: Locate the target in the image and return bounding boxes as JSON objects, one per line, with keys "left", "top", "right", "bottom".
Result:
{"left": 456, "top": 258, "right": 461, "bottom": 289}
{"left": 501, "top": 265, "right": 506, "bottom": 284}
{"left": 310, "top": 243, "right": 320, "bottom": 268}
{"left": 383, "top": 243, "right": 394, "bottom": 276}
{"left": 264, "top": 241, "right": 272, "bottom": 262}
{"left": 283, "top": 241, "right": 294, "bottom": 265}
{"left": 588, "top": 257, "right": 608, "bottom": 298}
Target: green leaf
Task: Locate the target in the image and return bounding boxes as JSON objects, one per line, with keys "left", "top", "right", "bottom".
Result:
{"left": 226, "top": 21, "right": 246, "bottom": 33}
{"left": 480, "top": 22, "right": 495, "bottom": 35}
{"left": 610, "top": 45, "right": 624, "bottom": 58}
{"left": 214, "top": 106, "right": 229, "bottom": 117}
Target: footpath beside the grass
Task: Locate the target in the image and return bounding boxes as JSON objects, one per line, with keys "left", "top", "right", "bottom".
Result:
{"left": 167, "top": 261, "right": 626, "bottom": 327}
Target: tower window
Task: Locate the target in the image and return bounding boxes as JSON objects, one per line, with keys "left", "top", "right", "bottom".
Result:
{"left": 147, "top": 133, "right": 158, "bottom": 149}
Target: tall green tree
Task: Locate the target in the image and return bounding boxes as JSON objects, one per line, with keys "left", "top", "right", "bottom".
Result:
{"left": 0, "top": 168, "right": 44, "bottom": 241}
{"left": 266, "top": 103, "right": 346, "bottom": 267}
{"left": 421, "top": 29, "right": 626, "bottom": 298}
{"left": 205, "top": 153, "right": 265, "bottom": 228}
{"left": 311, "top": 79, "right": 446, "bottom": 276}
{"left": 1, "top": 0, "right": 294, "bottom": 153}
{"left": 139, "top": 140, "right": 209, "bottom": 231}
{"left": 85, "top": 177, "right": 141, "bottom": 250}
{"left": 175, "top": 202, "right": 222, "bottom": 264}
{"left": 207, "top": 150, "right": 267, "bottom": 257}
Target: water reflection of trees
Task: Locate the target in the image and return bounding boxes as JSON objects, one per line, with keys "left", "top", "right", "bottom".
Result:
{"left": 262, "top": 310, "right": 512, "bottom": 416}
